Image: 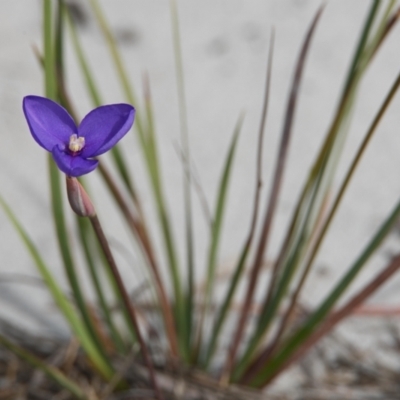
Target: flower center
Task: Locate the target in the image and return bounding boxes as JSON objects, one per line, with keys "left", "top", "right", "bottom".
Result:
{"left": 68, "top": 134, "right": 85, "bottom": 154}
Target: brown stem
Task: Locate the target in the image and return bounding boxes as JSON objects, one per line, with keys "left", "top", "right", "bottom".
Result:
{"left": 98, "top": 162, "right": 179, "bottom": 358}
{"left": 89, "top": 214, "right": 164, "bottom": 400}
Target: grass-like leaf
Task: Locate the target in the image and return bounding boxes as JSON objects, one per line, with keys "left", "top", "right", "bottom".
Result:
{"left": 142, "top": 77, "right": 186, "bottom": 355}
{"left": 232, "top": 1, "right": 391, "bottom": 380}
{"left": 202, "top": 32, "right": 274, "bottom": 369}
{"left": 227, "top": 7, "right": 324, "bottom": 380}
{"left": 0, "top": 196, "right": 113, "bottom": 379}
{"left": 170, "top": 0, "right": 195, "bottom": 358}
{"left": 241, "top": 58, "right": 400, "bottom": 385}
{"left": 193, "top": 115, "right": 244, "bottom": 363}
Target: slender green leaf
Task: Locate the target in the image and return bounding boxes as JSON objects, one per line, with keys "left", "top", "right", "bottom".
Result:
{"left": 194, "top": 115, "right": 244, "bottom": 363}
{"left": 205, "top": 116, "right": 243, "bottom": 309}
{"left": 0, "top": 196, "right": 113, "bottom": 379}
{"left": 170, "top": 0, "right": 194, "bottom": 358}
{"left": 143, "top": 81, "right": 185, "bottom": 354}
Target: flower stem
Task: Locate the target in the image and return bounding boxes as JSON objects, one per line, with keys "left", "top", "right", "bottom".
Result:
{"left": 66, "top": 176, "right": 163, "bottom": 398}
{"left": 88, "top": 214, "right": 164, "bottom": 400}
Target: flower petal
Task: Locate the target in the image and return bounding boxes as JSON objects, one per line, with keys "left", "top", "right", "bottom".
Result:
{"left": 23, "top": 96, "right": 77, "bottom": 152}
{"left": 52, "top": 146, "right": 98, "bottom": 177}
{"left": 78, "top": 104, "right": 135, "bottom": 157}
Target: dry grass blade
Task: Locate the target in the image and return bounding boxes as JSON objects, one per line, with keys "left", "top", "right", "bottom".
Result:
{"left": 224, "top": 6, "right": 324, "bottom": 379}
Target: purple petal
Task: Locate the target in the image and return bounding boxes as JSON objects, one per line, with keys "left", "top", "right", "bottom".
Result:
{"left": 52, "top": 146, "right": 98, "bottom": 177}
{"left": 23, "top": 96, "right": 77, "bottom": 152}
{"left": 78, "top": 104, "right": 135, "bottom": 157}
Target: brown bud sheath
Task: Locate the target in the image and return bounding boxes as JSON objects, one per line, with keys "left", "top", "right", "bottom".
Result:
{"left": 66, "top": 176, "right": 95, "bottom": 217}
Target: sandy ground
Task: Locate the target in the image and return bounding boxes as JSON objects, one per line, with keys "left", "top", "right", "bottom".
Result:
{"left": 1, "top": 0, "right": 400, "bottom": 390}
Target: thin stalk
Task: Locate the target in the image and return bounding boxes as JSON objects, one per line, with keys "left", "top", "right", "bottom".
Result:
{"left": 48, "top": 125, "right": 113, "bottom": 377}
{"left": 89, "top": 213, "right": 164, "bottom": 400}
{"left": 77, "top": 216, "right": 126, "bottom": 353}
{"left": 98, "top": 162, "right": 179, "bottom": 357}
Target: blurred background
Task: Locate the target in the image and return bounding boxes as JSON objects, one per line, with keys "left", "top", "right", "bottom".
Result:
{"left": 1, "top": 2, "right": 400, "bottom": 376}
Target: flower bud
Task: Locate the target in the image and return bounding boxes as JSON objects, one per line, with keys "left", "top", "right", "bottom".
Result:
{"left": 66, "top": 176, "right": 95, "bottom": 217}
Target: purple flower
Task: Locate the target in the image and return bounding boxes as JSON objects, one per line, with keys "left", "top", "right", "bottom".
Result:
{"left": 23, "top": 95, "right": 135, "bottom": 177}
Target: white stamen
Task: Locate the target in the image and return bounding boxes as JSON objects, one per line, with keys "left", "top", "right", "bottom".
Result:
{"left": 69, "top": 134, "right": 85, "bottom": 153}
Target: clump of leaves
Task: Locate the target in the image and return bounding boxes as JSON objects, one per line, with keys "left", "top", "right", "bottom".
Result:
{"left": 2, "top": 1, "right": 400, "bottom": 399}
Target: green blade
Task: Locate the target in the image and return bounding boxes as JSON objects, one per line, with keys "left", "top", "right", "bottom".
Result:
{"left": 170, "top": 0, "right": 194, "bottom": 358}
{"left": 194, "top": 115, "right": 244, "bottom": 362}
{"left": 0, "top": 196, "right": 113, "bottom": 379}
